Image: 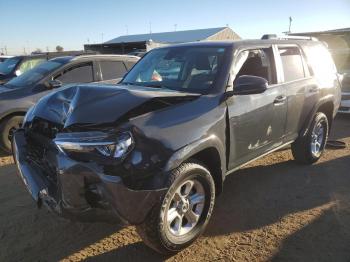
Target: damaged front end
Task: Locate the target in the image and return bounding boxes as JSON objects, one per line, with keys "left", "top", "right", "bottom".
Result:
{"left": 12, "top": 84, "right": 199, "bottom": 224}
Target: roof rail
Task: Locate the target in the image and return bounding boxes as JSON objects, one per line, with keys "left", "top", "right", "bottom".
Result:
{"left": 261, "top": 34, "right": 318, "bottom": 41}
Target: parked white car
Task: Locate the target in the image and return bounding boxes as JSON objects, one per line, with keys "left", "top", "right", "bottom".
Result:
{"left": 339, "top": 71, "right": 350, "bottom": 113}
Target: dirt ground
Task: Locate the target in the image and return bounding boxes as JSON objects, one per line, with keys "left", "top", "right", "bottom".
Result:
{"left": 0, "top": 115, "right": 349, "bottom": 262}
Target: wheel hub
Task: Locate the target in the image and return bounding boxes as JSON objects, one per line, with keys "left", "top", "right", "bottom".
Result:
{"left": 165, "top": 178, "right": 205, "bottom": 236}
{"left": 177, "top": 199, "right": 190, "bottom": 214}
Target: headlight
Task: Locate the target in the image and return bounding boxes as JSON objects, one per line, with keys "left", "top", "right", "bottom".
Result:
{"left": 54, "top": 131, "right": 134, "bottom": 159}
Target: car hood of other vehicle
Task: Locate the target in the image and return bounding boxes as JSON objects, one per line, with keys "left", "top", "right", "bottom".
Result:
{"left": 28, "top": 84, "right": 200, "bottom": 128}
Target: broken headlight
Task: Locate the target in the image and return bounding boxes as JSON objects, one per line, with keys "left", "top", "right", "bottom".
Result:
{"left": 54, "top": 131, "right": 134, "bottom": 159}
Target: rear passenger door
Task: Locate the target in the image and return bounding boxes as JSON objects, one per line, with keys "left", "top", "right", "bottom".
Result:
{"left": 275, "top": 45, "right": 316, "bottom": 142}
{"left": 98, "top": 60, "right": 128, "bottom": 83}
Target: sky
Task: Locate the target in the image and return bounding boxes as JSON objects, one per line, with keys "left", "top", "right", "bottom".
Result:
{"left": 0, "top": 0, "right": 349, "bottom": 55}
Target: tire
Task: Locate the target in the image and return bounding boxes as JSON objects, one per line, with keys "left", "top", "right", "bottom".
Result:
{"left": 291, "top": 112, "right": 329, "bottom": 164}
{"left": 0, "top": 115, "right": 24, "bottom": 154}
{"left": 136, "top": 162, "right": 215, "bottom": 255}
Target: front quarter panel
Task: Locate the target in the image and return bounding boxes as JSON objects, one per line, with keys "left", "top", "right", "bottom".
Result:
{"left": 125, "top": 95, "right": 227, "bottom": 187}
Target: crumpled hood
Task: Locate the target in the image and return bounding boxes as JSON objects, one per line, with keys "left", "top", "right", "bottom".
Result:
{"left": 30, "top": 84, "right": 200, "bottom": 128}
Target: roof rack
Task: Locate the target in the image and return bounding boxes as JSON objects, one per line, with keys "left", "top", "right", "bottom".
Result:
{"left": 261, "top": 34, "right": 318, "bottom": 41}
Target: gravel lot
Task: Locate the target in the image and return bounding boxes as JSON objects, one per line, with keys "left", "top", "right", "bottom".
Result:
{"left": 0, "top": 115, "right": 349, "bottom": 262}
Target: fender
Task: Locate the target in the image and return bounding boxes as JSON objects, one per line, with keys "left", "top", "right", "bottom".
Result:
{"left": 163, "top": 134, "right": 226, "bottom": 184}
{"left": 299, "top": 94, "right": 335, "bottom": 137}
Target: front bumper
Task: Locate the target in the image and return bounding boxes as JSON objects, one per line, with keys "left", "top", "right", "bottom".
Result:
{"left": 12, "top": 129, "right": 167, "bottom": 225}
{"left": 339, "top": 92, "right": 350, "bottom": 113}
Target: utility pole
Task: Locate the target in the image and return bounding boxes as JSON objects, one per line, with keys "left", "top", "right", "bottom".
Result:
{"left": 289, "top": 16, "right": 292, "bottom": 33}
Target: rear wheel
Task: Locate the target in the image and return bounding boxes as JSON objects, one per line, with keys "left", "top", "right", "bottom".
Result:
{"left": 136, "top": 162, "right": 215, "bottom": 254}
{"left": 0, "top": 115, "right": 24, "bottom": 154}
{"left": 291, "top": 112, "right": 329, "bottom": 164}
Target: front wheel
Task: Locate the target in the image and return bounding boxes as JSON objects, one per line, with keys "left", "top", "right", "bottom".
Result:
{"left": 0, "top": 115, "right": 24, "bottom": 154}
{"left": 291, "top": 112, "right": 329, "bottom": 164}
{"left": 136, "top": 162, "right": 215, "bottom": 254}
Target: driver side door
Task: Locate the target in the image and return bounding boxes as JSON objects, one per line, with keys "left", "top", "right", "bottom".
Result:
{"left": 227, "top": 46, "right": 288, "bottom": 170}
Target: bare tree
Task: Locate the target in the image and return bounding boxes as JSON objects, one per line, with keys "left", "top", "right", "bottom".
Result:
{"left": 33, "top": 48, "right": 43, "bottom": 53}
{"left": 56, "top": 45, "right": 64, "bottom": 52}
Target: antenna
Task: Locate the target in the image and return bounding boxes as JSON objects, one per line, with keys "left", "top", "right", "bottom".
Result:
{"left": 174, "top": 24, "right": 177, "bottom": 32}
{"left": 126, "top": 25, "right": 129, "bottom": 35}
{"left": 149, "top": 21, "right": 152, "bottom": 34}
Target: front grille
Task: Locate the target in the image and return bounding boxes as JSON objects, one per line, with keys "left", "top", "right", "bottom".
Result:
{"left": 28, "top": 118, "right": 62, "bottom": 139}
{"left": 24, "top": 118, "right": 62, "bottom": 184}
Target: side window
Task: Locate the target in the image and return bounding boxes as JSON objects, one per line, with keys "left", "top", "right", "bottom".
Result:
{"left": 55, "top": 63, "right": 93, "bottom": 84}
{"left": 235, "top": 48, "right": 277, "bottom": 85}
{"left": 278, "top": 47, "right": 305, "bottom": 82}
{"left": 124, "top": 61, "right": 136, "bottom": 70}
{"left": 18, "top": 58, "right": 45, "bottom": 74}
{"left": 99, "top": 61, "right": 127, "bottom": 80}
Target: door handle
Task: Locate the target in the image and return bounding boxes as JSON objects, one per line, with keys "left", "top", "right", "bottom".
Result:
{"left": 273, "top": 95, "right": 287, "bottom": 105}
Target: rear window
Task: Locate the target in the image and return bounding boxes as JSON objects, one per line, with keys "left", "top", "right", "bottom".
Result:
{"left": 278, "top": 47, "right": 305, "bottom": 82}
{"left": 304, "top": 44, "right": 337, "bottom": 85}
{"left": 100, "top": 61, "right": 127, "bottom": 80}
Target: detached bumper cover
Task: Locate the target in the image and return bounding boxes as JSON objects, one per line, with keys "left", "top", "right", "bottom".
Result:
{"left": 13, "top": 130, "right": 167, "bottom": 224}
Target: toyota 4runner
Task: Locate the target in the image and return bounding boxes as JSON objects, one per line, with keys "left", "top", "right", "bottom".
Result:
{"left": 13, "top": 38, "right": 341, "bottom": 254}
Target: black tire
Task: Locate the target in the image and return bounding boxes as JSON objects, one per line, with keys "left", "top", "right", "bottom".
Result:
{"left": 136, "top": 162, "right": 215, "bottom": 255}
{"left": 0, "top": 115, "right": 24, "bottom": 154}
{"left": 291, "top": 112, "right": 329, "bottom": 164}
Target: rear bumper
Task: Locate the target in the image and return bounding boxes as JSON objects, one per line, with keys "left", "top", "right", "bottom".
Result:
{"left": 339, "top": 92, "right": 350, "bottom": 113}
{"left": 12, "top": 129, "right": 166, "bottom": 224}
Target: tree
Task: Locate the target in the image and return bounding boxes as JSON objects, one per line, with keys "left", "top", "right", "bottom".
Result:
{"left": 56, "top": 45, "right": 64, "bottom": 52}
{"left": 33, "top": 48, "right": 42, "bottom": 53}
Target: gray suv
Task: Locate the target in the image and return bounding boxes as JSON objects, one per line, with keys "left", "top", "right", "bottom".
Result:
{"left": 13, "top": 38, "right": 341, "bottom": 254}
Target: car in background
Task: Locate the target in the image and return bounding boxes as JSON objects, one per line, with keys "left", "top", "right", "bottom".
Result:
{"left": 127, "top": 50, "right": 147, "bottom": 57}
{"left": 0, "top": 52, "right": 98, "bottom": 84}
{"left": 0, "top": 54, "right": 139, "bottom": 153}
{"left": 0, "top": 55, "right": 48, "bottom": 84}
{"left": 0, "top": 56, "right": 13, "bottom": 63}
{"left": 338, "top": 71, "right": 350, "bottom": 113}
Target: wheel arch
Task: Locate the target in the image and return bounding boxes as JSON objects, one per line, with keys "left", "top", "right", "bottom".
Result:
{"left": 0, "top": 109, "right": 27, "bottom": 123}
{"left": 164, "top": 135, "right": 226, "bottom": 195}
{"left": 300, "top": 96, "right": 335, "bottom": 137}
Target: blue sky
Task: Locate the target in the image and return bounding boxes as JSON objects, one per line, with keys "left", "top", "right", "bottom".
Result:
{"left": 1, "top": 0, "right": 349, "bottom": 55}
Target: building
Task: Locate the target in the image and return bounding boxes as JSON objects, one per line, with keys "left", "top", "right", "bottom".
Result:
{"left": 84, "top": 27, "right": 241, "bottom": 54}
{"left": 289, "top": 28, "right": 350, "bottom": 73}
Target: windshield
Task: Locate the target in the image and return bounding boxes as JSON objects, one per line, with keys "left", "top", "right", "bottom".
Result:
{"left": 6, "top": 60, "right": 65, "bottom": 88}
{"left": 122, "top": 46, "right": 228, "bottom": 93}
{"left": 0, "top": 57, "right": 21, "bottom": 75}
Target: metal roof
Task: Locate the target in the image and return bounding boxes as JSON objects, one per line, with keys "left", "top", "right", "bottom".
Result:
{"left": 290, "top": 27, "right": 350, "bottom": 36}
{"left": 105, "top": 27, "right": 228, "bottom": 44}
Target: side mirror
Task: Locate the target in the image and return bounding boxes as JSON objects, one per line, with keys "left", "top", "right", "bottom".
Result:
{"left": 47, "top": 79, "right": 62, "bottom": 89}
{"left": 233, "top": 75, "right": 268, "bottom": 95}
{"left": 15, "top": 70, "right": 21, "bottom": 76}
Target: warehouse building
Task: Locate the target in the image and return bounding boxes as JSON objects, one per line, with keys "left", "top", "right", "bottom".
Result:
{"left": 84, "top": 27, "right": 241, "bottom": 54}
